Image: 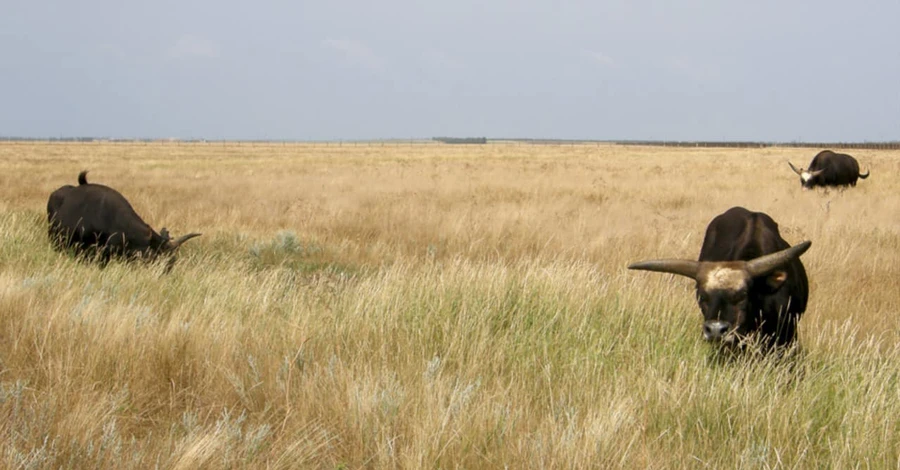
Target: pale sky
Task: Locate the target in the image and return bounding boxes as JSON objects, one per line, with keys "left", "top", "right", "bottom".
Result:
{"left": 2, "top": 1, "right": 898, "bottom": 141}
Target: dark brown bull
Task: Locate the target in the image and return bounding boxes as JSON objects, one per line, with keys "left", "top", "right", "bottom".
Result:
{"left": 788, "top": 150, "right": 869, "bottom": 189}
{"left": 628, "top": 207, "right": 811, "bottom": 351}
{"left": 48, "top": 171, "right": 201, "bottom": 270}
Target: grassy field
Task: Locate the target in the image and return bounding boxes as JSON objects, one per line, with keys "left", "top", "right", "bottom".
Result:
{"left": 1, "top": 141, "right": 899, "bottom": 468}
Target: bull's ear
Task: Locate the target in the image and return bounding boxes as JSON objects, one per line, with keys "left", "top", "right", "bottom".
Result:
{"left": 767, "top": 270, "right": 787, "bottom": 289}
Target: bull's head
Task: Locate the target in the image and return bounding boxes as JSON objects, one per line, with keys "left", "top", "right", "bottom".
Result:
{"left": 157, "top": 228, "right": 202, "bottom": 271}
{"left": 628, "top": 241, "right": 811, "bottom": 345}
{"left": 788, "top": 162, "right": 824, "bottom": 189}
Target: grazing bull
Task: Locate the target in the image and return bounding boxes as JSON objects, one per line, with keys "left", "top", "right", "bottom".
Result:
{"left": 788, "top": 150, "right": 870, "bottom": 189}
{"left": 628, "top": 207, "right": 811, "bottom": 351}
{"left": 48, "top": 171, "right": 201, "bottom": 270}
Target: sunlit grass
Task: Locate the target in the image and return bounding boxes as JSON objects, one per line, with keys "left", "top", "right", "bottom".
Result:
{"left": 0, "top": 141, "right": 898, "bottom": 467}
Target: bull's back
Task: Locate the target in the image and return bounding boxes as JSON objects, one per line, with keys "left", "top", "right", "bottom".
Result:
{"left": 808, "top": 150, "right": 834, "bottom": 172}
{"left": 48, "top": 185, "right": 152, "bottom": 244}
{"left": 811, "top": 151, "right": 860, "bottom": 185}
{"left": 698, "top": 207, "right": 786, "bottom": 262}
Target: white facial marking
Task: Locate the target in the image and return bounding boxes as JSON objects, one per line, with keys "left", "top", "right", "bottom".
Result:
{"left": 801, "top": 171, "right": 812, "bottom": 182}
{"left": 704, "top": 267, "right": 746, "bottom": 291}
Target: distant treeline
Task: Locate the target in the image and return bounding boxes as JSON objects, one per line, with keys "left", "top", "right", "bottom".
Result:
{"left": 611, "top": 140, "right": 900, "bottom": 150}
{"left": 2, "top": 136, "right": 898, "bottom": 150}
{"left": 485, "top": 138, "right": 900, "bottom": 149}
{"left": 0, "top": 137, "right": 200, "bottom": 143}
{"left": 432, "top": 137, "right": 488, "bottom": 144}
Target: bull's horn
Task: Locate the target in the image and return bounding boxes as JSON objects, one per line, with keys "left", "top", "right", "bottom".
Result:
{"left": 745, "top": 241, "right": 811, "bottom": 277}
{"left": 808, "top": 169, "right": 826, "bottom": 177}
{"left": 169, "top": 233, "right": 202, "bottom": 250}
{"left": 628, "top": 259, "right": 701, "bottom": 280}
{"left": 859, "top": 166, "right": 870, "bottom": 179}
{"left": 787, "top": 162, "right": 803, "bottom": 175}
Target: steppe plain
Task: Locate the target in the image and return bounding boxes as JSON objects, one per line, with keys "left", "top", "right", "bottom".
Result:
{"left": 1, "top": 141, "right": 899, "bottom": 468}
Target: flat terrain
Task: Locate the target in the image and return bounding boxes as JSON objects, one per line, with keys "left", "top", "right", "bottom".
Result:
{"left": 1, "top": 141, "right": 899, "bottom": 468}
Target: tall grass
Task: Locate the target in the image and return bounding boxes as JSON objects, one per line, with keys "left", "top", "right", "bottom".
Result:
{"left": 0, "top": 142, "right": 899, "bottom": 467}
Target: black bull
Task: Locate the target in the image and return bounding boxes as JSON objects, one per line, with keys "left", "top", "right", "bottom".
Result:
{"left": 47, "top": 171, "right": 201, "bottom": 269}
{"left": 628, "top": 207, "right": 811, "bottom": 351}
{"left": 788, "top": 150, "right": 870, "bottom": 189}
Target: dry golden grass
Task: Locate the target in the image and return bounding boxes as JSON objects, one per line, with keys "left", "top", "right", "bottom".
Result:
{"left": 1, "top": 141, "right": 899, "bottom": 468}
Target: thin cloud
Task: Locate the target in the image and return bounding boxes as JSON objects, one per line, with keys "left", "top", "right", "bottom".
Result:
{"left": 97, "top": 43, "right": 128, "bottom": 60}
{"left": 665, "top": 56, "right": 720, "bottom": 82}
{"left": 420, "top": 47, "right": 466, "bottom": 72}
{"left": 321, "top": 38, "right": 385, "bottom": 74}
{"left": 581, "top": 49, "right": 616, "bottom": 68}
{"left": 167, "top": 34, "right": 220, "bottom": 60}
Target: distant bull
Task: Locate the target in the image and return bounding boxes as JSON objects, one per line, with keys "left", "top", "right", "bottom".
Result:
{"left": 788, "top": 150, "right": 869, "bottom": 189}
{"left": 48, "top": 171, "right": 201, "bottom": 270}
{"left": 628, "top": 207, "right": 811, "bottom": 351}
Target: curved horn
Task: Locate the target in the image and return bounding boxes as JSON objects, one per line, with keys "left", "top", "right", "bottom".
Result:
{"left": 628, "top": 259, "right": 701, "bottom": 280}
{"left": 745, "top": 241, "right": 811, "bottom": 277}
{"left": 808, "top": 169, "right": 826, "bottom": 177}
{"left": 787, "top": 162, "right": 803, "bottom": 175}
{"left": 859, "top": 166, "right": 870, "bottom": 179}
{"left": 169, "top": 233, "right": 202, "bottom": 250}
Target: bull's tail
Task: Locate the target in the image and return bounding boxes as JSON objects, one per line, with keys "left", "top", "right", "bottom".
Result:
{"left": 78, "top": 170, "right": 89, "bottom": 185}
{"left": 858, "top": 166, "right": 870, "bottom": 179}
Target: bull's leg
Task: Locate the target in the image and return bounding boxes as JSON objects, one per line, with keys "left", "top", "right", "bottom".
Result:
{"left": 773, "top": 313, "right": 798, "bottom": 348}
{"left": 48, "top": 227, "right": 64, "bottom": 250}
{"left": 98, "top": 248, "right": 112, "bottom": 268}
